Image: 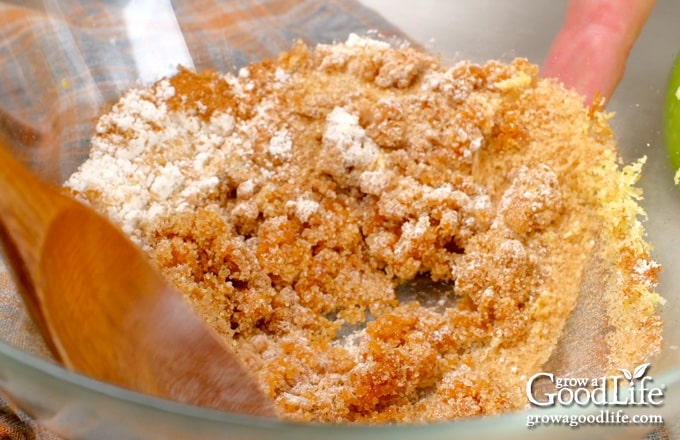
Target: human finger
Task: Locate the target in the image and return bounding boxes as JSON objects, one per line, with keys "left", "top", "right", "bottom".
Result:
{"left": 543, "top": 0, "right": 654, "bottom": 105}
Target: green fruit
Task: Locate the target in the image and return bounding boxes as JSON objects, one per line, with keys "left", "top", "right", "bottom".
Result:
{"left": 664, "top": 52, "right": 680, "bottom": 171}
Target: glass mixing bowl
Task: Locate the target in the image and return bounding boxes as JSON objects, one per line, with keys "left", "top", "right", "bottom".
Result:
{"left": 1, "top": 0, "right": 679, "bottom": 438}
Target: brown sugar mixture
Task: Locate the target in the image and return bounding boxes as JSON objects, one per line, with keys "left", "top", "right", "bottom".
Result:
{"left": 65, "top": 35, "right": 663, "bottom": 423}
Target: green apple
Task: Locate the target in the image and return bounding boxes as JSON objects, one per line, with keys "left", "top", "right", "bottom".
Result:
{"left": 665, "top": 52, "right": 680, "bottom": 172}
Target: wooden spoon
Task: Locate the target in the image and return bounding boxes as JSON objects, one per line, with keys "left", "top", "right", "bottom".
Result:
{"left": 0, "top": 134, "right": 276, "bottom": 417}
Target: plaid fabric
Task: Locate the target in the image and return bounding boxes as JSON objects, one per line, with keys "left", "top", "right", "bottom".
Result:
{"left": 0, "top": 399, "right": 61, "bottom": 440}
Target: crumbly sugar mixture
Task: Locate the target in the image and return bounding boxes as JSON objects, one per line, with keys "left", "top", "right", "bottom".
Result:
{"left": 65, "top": 35, "right": 663, "bottom": 423}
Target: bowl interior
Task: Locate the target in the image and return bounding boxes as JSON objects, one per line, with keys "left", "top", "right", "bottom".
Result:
{"left": 1, "top": 0, "right": 679, "bottom": 438}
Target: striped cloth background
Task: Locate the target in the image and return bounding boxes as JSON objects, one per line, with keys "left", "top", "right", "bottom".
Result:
{"left": 0, "top": 0, "right": 671, "bottom": 438}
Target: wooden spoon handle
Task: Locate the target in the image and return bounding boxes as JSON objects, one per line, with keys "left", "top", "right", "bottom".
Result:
{"left": 0, "top": 142, "right": 63, "bottom": 270}
{"left": 0, "top": 142, "right": 68, "bottom": 356}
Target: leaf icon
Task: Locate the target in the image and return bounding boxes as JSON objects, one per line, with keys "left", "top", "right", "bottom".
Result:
{"left": 633, "top": 363, "right": 651, "bottom": 380}
{"left": 619, "top": 369, "right": 633, "bottom": 381}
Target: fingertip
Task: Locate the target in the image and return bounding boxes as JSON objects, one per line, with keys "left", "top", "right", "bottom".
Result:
{"left": 542, "top": 26, "right": 627, "bottom": 106}
{"left": 543, "top": 0, "right": 654, "bottom": 105}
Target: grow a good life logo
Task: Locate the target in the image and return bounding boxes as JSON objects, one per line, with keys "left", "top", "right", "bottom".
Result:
{"left": 527, "top": 363, "right": 664, "bottom": 407}
{"left": 525, "top": 363, "right": 666, "bottom": 428}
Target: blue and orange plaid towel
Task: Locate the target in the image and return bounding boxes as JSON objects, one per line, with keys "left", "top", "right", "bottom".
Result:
{"left": 0, "top": 0, "right": 672, "bottom": 438}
